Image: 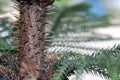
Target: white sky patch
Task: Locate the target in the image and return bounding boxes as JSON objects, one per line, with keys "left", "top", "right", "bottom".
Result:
{"left": 68, "top": 71, "right": 109, "bottom": 80}
{"left": 101, "top": 0, "right": 120, "bottom": 12}
{"left": 94, "top": 26, "right": 120, "bottom": 38}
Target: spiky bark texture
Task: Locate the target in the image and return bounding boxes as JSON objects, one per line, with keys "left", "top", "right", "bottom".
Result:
{"left": 0, "top": 0, "right": 55, "bottom": 80}
{"left": 0, "top": 54, "right": 20, "bottom": 80}
{"left": 17, "top": 0, "right": 54, "bottom": 80}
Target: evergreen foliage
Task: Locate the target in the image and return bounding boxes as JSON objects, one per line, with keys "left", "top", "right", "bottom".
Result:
{"left": 0, "top": 39, "right": 17, "bottom": 54}
{"left": 0, "top": 0, "right": 120, "bottom": 80}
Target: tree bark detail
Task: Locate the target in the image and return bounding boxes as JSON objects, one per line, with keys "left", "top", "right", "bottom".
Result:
{"left": 18, "top": 1, "right": 48, "bottom": 80}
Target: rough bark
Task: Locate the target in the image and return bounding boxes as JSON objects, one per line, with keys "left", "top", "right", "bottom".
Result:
{"left": 17, "top": 0, "right": 54, "bottom": 80}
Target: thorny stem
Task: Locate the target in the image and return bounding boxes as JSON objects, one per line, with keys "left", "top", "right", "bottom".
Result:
{"left": 17, "top": 0, "right": 53, "bottom": 80}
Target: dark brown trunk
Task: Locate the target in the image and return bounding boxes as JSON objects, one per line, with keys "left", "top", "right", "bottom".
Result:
{"left": 17, "top": 0, "right": 52, "bottom": 80}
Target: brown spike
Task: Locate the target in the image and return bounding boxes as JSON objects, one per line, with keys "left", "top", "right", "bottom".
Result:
{"left": 39, "top": 39, "right": 51, "bottom": 44}
{"left": 11, "top": 45, "right": 23, "bottom": 49}
{"left": 13, "top": 49, "right": 20, "bottom": 52}
{"left": 44, "top": 40, "right": 52, "bottom": 44}
{"left": 41, "top": 31, "right": 54, "bottom": 35}
{"left": 12, "top": 32, "right": 21, "bottom": 37}
{"left": 12, "top": 23, "right": 20, "bottom": 29}
{"left": 12, "top": 32, "right": 20, "bottom": 37}
{"left": 11, "top": 12, "right": 19, "bottom": 19}
{"left": 19, "top": 53, "right": 25, "bottom": 58}
{"left": 40, "top": 47, "right": 48, "bottom": 51}
{"left": 39, "top": 41, "right": 46, "bottom": 45}
{"left": 12, "top": 37, "right": 20, "bottom": 40}
{"left": 12, "top": 32, "right": 19, "bottom": 35}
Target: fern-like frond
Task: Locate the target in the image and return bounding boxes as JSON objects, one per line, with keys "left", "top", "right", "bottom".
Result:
{"left": 0, "top": 39, "right": 17, "bottom": 54}
{"left": 84, "top": 45, "right": 120, "bottom": 80}
{"left": 46, "top": 3, "right": 117, "bottom": 56}
{"left": 49, "top": 3, "right": 90, "bottom": 37}
{"left": 50, "top": 52, "right": 85, "bottom": 80}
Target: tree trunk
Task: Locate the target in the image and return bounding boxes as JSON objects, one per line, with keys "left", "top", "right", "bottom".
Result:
{"left": 16, "top": 0, "right": 54, "bottom": 80}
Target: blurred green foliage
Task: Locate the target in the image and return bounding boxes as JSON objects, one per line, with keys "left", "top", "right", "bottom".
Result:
{"left": 0, "top": 1, "right": 12, "bottom": 40}
{"left": 54, "top": 0, "right": 69, "bottom": 7}
{"left": 0, "top": 1, "right": 120, "bottom": 80}
{"left": 0, "top": 1, "right": 8, "bottom": 13}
